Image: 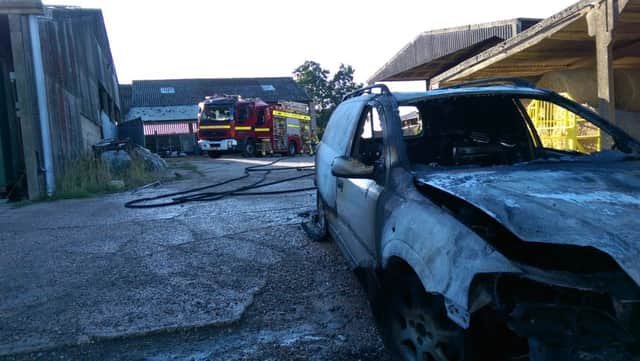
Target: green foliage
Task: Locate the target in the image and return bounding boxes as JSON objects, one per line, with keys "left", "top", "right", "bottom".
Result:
{"left": 293, "top": 61, "right": 363, "bottom": 130}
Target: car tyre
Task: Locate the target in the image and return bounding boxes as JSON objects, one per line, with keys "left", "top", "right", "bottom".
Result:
{"left": 243, "top": 139, "right": 256, "bottom": 158}
{"left": 382, "top": 268, "right": 469, "bottom": 361}
{"left": 208, "top": 151, "right": 220, "bottom": 158}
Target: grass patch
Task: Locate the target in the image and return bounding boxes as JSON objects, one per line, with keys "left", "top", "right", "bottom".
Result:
{"left": 53, "top": 152, "right": 160, "bottom": 200}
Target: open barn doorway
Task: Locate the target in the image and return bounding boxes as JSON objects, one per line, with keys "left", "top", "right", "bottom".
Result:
{"left": 0, "top": 14, "right": 25, "bottom": 200}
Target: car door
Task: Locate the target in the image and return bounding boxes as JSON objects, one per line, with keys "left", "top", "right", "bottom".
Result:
{"left": 335, "top": 103, "right": 386, "bottom": 261}
{"left": 315, "top": 99, "right": 366, "bottom": 212}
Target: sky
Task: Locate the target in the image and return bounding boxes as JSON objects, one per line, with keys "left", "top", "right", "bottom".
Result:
{"left": 48, "top": 0, "right": 578, "bottom": 90}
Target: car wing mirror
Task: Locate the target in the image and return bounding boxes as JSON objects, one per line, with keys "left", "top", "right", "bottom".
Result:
{"left": 331, "top": 156, "right": 374, "bottom": 178}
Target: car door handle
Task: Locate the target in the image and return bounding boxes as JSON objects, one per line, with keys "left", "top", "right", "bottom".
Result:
{"left": 337, "top": 179, "right": 344, "bottom": 191}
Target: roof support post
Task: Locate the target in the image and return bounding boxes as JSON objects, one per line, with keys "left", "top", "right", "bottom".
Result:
{"left": 588, "top": 0, "right": 618, "bottom": 125}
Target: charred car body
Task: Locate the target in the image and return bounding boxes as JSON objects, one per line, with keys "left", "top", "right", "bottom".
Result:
{"left": 313, "top": 80, "right": 640, "bottom": 361}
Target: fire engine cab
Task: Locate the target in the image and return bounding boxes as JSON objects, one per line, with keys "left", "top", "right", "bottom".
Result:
{"left": 197, "top": 95, "right": 313, "bottom": 158}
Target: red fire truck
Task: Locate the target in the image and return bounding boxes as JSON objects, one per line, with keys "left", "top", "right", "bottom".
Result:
{"left": 197, "top": 95, "right": 313, "bottom": 157}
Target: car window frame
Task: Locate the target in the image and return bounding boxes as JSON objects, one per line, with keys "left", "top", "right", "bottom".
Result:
{"left": 344, "top": 99, "right": 392, "bottom": 185}
{"left": 322, "top": 98, "right": 368, "bottom": 156}
{"left": 350, "top": 105, "right": 384, "bottom": 156}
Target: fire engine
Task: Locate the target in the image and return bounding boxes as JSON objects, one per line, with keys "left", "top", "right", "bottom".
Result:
{"left": 197, "top": 96, "right": 314, "bottom": 157}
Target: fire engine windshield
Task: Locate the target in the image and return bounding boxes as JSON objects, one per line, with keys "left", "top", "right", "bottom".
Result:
{"left": 202, "top": 105, "right": 233, "bottom": 122}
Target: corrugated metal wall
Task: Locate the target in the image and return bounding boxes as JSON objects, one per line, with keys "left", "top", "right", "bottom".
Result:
{"left": 36, "top": 7, "right": 119, "bottom": 177}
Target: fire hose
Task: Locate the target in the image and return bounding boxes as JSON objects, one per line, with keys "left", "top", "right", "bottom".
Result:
{"left": 124, "top": 157, "right": 316, "bottom": 208}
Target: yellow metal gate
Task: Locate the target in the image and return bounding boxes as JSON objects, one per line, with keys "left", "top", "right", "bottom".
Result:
{"left": 526, "top": 94, "right": 601, "bottom": 154}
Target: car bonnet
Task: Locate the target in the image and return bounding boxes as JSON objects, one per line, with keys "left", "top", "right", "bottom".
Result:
{"left": 414, "top": 159, "right": 640, "bottom": 286}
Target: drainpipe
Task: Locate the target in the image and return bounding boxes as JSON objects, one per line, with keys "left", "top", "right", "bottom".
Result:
{"left": 29, "top": 15, "right": 55, "bottom": 196}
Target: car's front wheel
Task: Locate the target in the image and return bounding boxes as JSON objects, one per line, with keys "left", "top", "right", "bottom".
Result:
{"left": 383, "top": 269, "right": 469, "bottom": 361}
{"left": 301, "top": 192, "right": 329, "bottom": 242}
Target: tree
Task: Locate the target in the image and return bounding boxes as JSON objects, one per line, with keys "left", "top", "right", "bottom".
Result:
{"left": 293, "top": 61, "right": 363, "bottom": 130}
{"left": 329, "top": 64, "right": 361, "bottom": 107}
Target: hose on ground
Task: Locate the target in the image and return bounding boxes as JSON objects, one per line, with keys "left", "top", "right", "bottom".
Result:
{"left": 124, "top": 157, "right": 316, "bottom": 208}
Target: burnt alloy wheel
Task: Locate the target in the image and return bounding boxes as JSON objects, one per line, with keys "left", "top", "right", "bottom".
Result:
{"left": 288, "top": 141, "right": 297, "bottom": 156}
{"left": 384, "top": 271, "right": 469, "bottom": 361}
{"left": 207, "top": 151, "right": 220, "bottom": 158}
{"left": 314, "top": 191, "right": 328, "bottom": 241}
{"left": 243, "top": 139, "right": 256, "bottom": 158}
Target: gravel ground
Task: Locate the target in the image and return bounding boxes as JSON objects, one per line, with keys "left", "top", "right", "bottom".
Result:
{"left": 0, "top": 155, "right": 391, "bottom": 361}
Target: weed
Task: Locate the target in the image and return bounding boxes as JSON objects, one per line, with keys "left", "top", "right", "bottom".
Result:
{"left": 53, "top": 152, "right": 159, "bottom": 200}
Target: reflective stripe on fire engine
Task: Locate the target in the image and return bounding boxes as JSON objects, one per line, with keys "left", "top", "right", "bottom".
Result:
{"left": 235, "top": 126, "right": 252, "bottom": 131}
{"left": 272, "top": 110, "right": 311, "bottom": 121}
{"left": 200, "top": 125, "right": 231, "bottom": 129}
{"left": 287, "top": 124, "right": 300, "bottom": 128}
{"left": 255, "top": 128, "right": 270, "bottom": 132}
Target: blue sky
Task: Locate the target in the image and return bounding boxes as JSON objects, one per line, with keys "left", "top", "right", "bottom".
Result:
{"left": 50, "top": 0, "right": 578, "bottom": 89}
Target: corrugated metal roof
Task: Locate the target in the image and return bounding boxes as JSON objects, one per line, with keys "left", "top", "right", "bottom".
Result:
{"left": 369, "top": 18, "right": 541, "bottom": 83}
{"left": 130, "top": 77, "right": 310, "bottom": 107}
{"left": 126, "top": 105, "right": 199, "bottom": 122}
{"left": 430, "top": 0, "right": 634, "bottom": 85}
{"left": 0, "top": 0, "right": 43, "bottom": 14}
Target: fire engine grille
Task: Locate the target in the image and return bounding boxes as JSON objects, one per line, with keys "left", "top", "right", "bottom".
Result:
{"left": 200, "top": 130, "right": 228, "bottom": 138}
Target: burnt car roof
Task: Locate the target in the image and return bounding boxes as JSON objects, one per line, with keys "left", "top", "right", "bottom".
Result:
{"left": 393, "top": 85, "right": 551, "bottom": 105}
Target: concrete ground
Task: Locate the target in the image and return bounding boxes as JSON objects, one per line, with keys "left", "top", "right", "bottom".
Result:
{"left": 0, "top": 155, "right": 390, "bottom": 361}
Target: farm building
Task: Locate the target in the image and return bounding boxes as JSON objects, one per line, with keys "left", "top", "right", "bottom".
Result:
{"left": 370, "top": 0, "right": 640, "bottom": 141}
{"left": 0, "top": 1, "right": 121, "bottom": 199}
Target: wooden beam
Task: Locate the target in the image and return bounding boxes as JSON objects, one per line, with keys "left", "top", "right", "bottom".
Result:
{"left": 616, "top": 12, "right": 640, "bottom": 22}
{"left": 549, "top": 31, "right": 594, "bottom": 41}
{"left": 615, "top": 40, "right": 640, "bottom": 57}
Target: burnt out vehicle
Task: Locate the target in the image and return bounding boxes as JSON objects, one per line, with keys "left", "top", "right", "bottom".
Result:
{"left": 313, "top": 80, "right": 640, "bottom": 361}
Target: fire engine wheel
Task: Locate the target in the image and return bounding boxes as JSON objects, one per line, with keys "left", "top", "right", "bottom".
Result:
{"left": 383, "top": 270, "right": 469, "bottom": 361}
{"left": 243, "top": 139, "right": 256, "bottom": 158}
{"left": 288, "top": 142, "right": 297, "bottom": 156}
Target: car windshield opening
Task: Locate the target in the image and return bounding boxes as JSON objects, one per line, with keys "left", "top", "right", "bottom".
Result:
{"left": 404, "top": 95, "right": 536, "bottom": 168}
{"left": 203, "top": 105, "right": 232, "bottom": 122}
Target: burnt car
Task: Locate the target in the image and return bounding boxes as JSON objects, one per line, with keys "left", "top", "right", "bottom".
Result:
{"left": 313, "top": 80, "right": 640, "bottom": 361}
